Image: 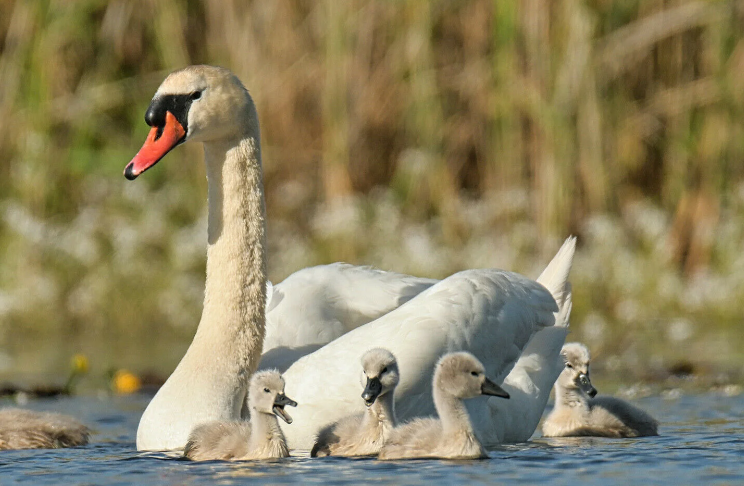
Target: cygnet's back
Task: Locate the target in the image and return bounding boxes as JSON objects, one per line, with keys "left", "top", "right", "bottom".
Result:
{"left": 0, "top": 408, "right": 90, "bottom": 450}
{"left": 184, "top": 370, "right": 297, "bottom": 461}
{"left": 312, "top": 348, "right": 399, "bottom": 457}
{"left": 379, "top": 352, "right": 509, "bottom": 460}
{"left": 542, "top": 343, "right": 658, "bottom": 438}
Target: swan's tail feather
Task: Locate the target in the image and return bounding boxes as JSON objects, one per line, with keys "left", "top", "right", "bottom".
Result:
{"left": 536, "top": 236, "right": 576, "bottom": 310}
{"left": 555, "top": 285, "right": 572, "bottom": 329}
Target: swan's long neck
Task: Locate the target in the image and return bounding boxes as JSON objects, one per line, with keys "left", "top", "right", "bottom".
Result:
{"left": 197, "top": 136, "right": 267, "bottom": 381}
{"left": 434, "top": 387, "right": 475, "bottom": 436}
{"left": 362, "top": 391, "right": 397, "bottom": 439}
{"left": 137, "top": 131, "right": 266, "bottom": 451}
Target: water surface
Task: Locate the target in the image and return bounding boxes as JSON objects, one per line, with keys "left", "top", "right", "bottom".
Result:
{"left": 1, "top": 393, "right": 742, "bottom": 485}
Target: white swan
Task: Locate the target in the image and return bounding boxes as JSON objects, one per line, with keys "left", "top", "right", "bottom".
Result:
{"left": 0, "top": 408, "right": 90, "bottom": 450}
{"left": 127, "top": 66, "right": 268, "bottom": 451}
{"left": 311, "top": 348, "right": 399, "bottom": 457}
{"left": 125, "top": 65, "right": 574, "bottom": 451}
{"left": 378, "top": 352, "right": 507, "bottom": 460}
{"left": 542, "top": 343, "right": 659, "bottom": 438}
{"left": 183, "top": 370, "right": 296, "bottom": 461}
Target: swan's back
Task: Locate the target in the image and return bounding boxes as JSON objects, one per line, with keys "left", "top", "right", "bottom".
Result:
{"left": 184, "top": 421, "right": 252, "bottom": 461}
{"left": 0, "top": 408, "right": 90, "bottom": 450}
{"left": 282, "top": 268, "right": 557, "bottom": 449}
{"left": 263, "top": 263, "right": 436, "bottom": 352}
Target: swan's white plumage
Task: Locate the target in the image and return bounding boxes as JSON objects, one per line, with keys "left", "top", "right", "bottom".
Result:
{"left": 280, "top": 268, "right": 559, "bottom": 450}
{"left": 260, "top": 264, "right": 435, "bottom": 371}
{"left": 264, "top": 237, "right": 575, "bottom": 449}
{"left": 470, "top": 236, "right": 575, "bottom": 444}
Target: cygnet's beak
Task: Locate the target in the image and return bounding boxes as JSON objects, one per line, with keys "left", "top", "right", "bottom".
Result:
{"left": 481, "top": 377, "right": 510, "bottom": 399}
{"left": 578, "top": 374, "right": 597, "bottom": 398}
{"left": 362, "top": 377, "right": 382, "bottom": 407}
{"left": 272, "top": 393, "right": 298, "bottom": 424}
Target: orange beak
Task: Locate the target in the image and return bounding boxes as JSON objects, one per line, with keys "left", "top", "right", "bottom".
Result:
{"left": 124, "top": 111, "right": 186, "bottom": 180}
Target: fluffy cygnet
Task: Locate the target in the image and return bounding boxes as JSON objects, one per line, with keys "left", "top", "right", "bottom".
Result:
{"left": 311, "top": 348, "right": 399, "bottom": 457}
{"left": 184, "top": 370, "right": 297, "bottom": 461}
{"left": 378, "top": 352, "right": 509, "bottom": 460}
{"left": 542, "top": 342, "right": 659, "bottom": 438}
{"left": 0, "top": 408, "right": 90, "bottom": 450}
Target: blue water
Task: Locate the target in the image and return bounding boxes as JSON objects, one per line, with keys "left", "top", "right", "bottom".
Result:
{"left": 1, "top": 392, "right": 742, "bottom": 485}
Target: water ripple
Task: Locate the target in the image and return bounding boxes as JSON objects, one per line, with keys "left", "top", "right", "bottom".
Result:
{"left": 0, "top": 393, "right": 742, "bottom": 485}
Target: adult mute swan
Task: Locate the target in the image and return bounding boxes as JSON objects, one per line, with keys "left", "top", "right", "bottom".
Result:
{"left": 183, "top": 370, "right": 296, "bottom": 461}
{"left": 0, "top": 408, "right": 90, "bottom": 450}
{"left": 125, "top": 65, "right": 575, "bottom": 451}
{"left": 542, "top": 343, "right": 659, "bottom": 438}
{"left": 378, "top": 352, "right": 507, "bottom": 460}
{"left": 311, "top": 348, "right": 399, "bottom": 457}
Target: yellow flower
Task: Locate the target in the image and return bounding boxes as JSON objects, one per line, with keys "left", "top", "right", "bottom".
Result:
{"left": 71, "top": 354, "right": 89, "bottom": 374}
{"left": 113, "top": 370, "right": 142, "bottom": 394}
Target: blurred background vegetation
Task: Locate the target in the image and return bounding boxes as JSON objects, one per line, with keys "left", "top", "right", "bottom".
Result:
{"left": 0, "top": 0, "right": 742, "bottom": 390}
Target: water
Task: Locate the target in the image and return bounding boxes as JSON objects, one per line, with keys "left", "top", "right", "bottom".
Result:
{"left": 1, "top": 392, "right": 742, "bottom": 485}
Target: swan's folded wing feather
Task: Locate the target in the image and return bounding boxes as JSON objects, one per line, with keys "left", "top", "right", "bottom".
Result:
{"left": 263, "top": 264, "right": 436, "bottom": 352}
{"left": 281, "top": 268, "right": 557, "bottom": 450}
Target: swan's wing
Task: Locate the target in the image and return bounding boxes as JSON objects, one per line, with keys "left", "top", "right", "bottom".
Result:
{"left": 281, "top": 268, "right": 557, "bottom": 450}
{"left": 475, "top": 291, "right": 572, "bottom": 445}
{"left": 464, "top": 236, "right": 576, "bottom": 445}
{"left": 263, "top": 263, "right": 436, "bottom": 352}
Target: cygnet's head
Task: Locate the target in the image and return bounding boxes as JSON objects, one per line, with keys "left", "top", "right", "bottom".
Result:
{"left": 360, "top": 348, "right": 399, "bottom": 407}
{"left": 558, "top": 342, "right": 597, "bottom": 398}
{"left": 433, "top": 352, "right": 509, "bottom": 400}
{"left": 125, "top": 65, "right": 257, "bottom": 180}
{"left": 248, "top": 370, "right": 298, "bottom": 424}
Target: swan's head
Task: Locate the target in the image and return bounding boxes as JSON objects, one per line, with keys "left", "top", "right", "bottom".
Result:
{"left": 433, "top": 352, "right": 509, "bottom": 400}
{"left": 248, "top": 370, "right": 297, "bottom": 424}
{"left": 124, "top": 65, "right": 257, "bottom": 180}
{"left": 558, "top": 342, "right": 597, "bottom": 398}
{"left": 359, "top": 348, "right": 399, "bottom": 407}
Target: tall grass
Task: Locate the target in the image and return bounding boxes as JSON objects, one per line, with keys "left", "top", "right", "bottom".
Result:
{"left": 0, "top": 0, "right": 742, "bottom": 382}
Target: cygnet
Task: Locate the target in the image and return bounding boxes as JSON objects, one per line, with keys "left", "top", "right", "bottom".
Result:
{"left": 312, "top": 348, "right": 399, "bottom": 457}
{"left": 379, "top": 352, "right": 509, "bottom": 460}
{"left": 542, "top": 342, "right": 658, "bottom": 438}
{"left": 184, "top": 370, "right": 297, "bottom": 460}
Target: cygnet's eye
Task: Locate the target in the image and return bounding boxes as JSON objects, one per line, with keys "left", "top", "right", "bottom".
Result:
{"left": 263, "top": 387, "right": 270, "bottom": 393}
{"left": 566, "top": 363, "right": 573, "bottom": 369}
{"left": 381, "top": 367, "right": 388, "bottom": 374}
{"left": 190, "top": 90, "right": 202, "bottom": 100}
{"left": 471, "top": 371, "right": 479, "bottom": 377}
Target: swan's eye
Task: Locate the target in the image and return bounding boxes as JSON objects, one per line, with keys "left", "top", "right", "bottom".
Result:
{"left": 190, "top": 91, "right": 202, "bottom": 100}
{"left": 263, "top": 387, "right": 270, "bottom": 393}
{"left": 471, "top": 371, "right": 478, "bottom": 377}
{"left": 381, "top": 367, "right": 388, "bottom": 374}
